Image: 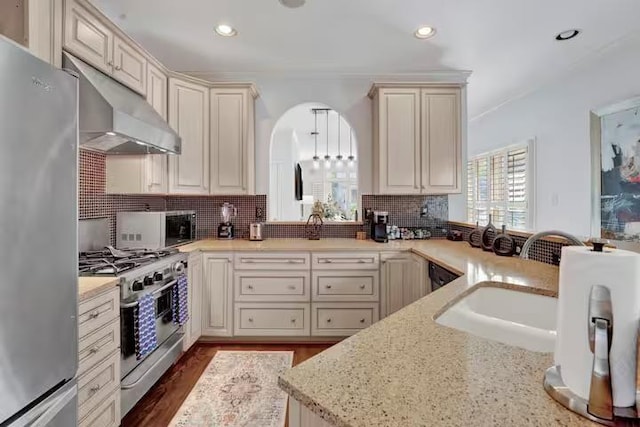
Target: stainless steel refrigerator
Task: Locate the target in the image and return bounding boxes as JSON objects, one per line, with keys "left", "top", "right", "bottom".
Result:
{"left": 0, "top": 36, "right": 79, "bottom": 426}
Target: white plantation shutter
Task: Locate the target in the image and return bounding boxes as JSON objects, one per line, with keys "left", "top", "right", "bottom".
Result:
{"left": 467, "top": 143, "right": 532, "bottom": 230}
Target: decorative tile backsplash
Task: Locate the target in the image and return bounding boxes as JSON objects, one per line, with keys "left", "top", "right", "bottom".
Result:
{"left": 79, "top": 151, "right": 563, "bottom": 266}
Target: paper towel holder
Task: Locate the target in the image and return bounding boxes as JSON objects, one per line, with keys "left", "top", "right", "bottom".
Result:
{"left": 543, "top": 284, "right": 639, "bottom": 425}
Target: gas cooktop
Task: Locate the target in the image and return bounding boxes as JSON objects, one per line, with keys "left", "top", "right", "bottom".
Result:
{"left": 78, "top": 246, "right": 180, "bottom": 276}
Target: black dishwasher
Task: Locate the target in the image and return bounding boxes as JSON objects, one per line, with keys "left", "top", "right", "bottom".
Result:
{"left": 428, "top": 262, "right": 459, "bottom": 291}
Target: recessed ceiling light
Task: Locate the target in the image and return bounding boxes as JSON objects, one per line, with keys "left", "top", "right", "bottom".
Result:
{"left": 555, "top": 29, "right": 580, "bottom": 41}
{"left": 215, "top": 24, "right": 237, "bottom": 37}
{"left": 414, "top": 26, "right": 436, "bottom": 39}
{"left": 279, "top": 0, "right": 306, "bottom": 8}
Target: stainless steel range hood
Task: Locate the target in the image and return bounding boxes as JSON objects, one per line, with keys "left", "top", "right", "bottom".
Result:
{"left": 63, "top": 53, "right": 181, "bottom": 154}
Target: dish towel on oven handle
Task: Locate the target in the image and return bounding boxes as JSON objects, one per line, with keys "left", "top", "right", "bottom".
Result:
{"left": 173, "top": 274, "right": 189, "bottom": 326}
{"left": 134, "top": 293, "right": 157, "bottom": 360}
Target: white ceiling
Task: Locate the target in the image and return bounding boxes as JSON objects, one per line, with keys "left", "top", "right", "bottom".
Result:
{"left": 92, "top": 0, "right": 640, "bottom": 118}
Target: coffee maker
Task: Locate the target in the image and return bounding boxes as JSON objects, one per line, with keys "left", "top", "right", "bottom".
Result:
{"left": 217, "top": 202, "right": 237, "bottom": 239}
{"left": 372, "top": 211, "right": 389, "bottom": 243}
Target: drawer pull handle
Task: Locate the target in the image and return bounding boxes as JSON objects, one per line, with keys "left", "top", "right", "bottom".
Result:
{"left": 291, "top": 318, "right": 296, "bottom": 323}
{"left": 358, "top": 260, "right": 366, "bottom": 263}
{"left": 288, "top": 285, "right": 296, "bottom": 290}
{"left": 245, "top": 259, "right": 255, "bottom": 263}
{"left": 287, "top": 260, "right": 297, "bottom": 264}
{"left": 89, "top": 346, "right": 100, "bottom": 354}
{"left": 326, "top": 285, "right": 332, "bottom": 289}
{"left": 359, "top": 284, "right": 366, "bottom": 289}
{"left": 248, "top": 318, "right": 254, "bottom": 322}
{"left": 89, "top": 310, "right": 99, "bottom": 319}
{"left": 89, "top": 384, "right": 101, "bottom": 395}
{"left": 360, "top": 318, "right": 366, "bottom": 323}
{"left": 326, "top": 318, "right": 332, "bottom": 323}
{"left": 247, "top": 285, "right": 254, "bottom": 290}
{"left": 323, "top": 260, "right": 333, "bottom": 264}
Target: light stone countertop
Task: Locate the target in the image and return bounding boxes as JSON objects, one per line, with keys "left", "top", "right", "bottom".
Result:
{"left": 78, "top": 276, "right": 119, "bottom": 302}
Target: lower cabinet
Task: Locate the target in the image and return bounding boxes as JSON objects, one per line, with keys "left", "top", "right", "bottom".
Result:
{"left": 201, "top": 253, "right": 233, "bottom": 337}
{"left": 183, "top": 251, "right": 203, "bottom": 351}
{"left": 77, "top": 288, "right": 121, "bottom": 426}
{"left": 381, "top": 252, "right": 426, "bottom": 317}
{"left": 311, "top": 302, "right": 379, "bottom": 336}
{"left": 234, "top": 303, "right": 310, "bottom": 336}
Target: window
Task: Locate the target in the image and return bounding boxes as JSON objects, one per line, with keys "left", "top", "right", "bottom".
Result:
{"left": 467, "top": 142, "right": 534, "bottom": 230}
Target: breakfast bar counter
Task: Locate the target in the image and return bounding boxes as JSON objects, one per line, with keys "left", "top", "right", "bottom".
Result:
{"left": 272, "top": 239, "right": 596, "bottom": 427}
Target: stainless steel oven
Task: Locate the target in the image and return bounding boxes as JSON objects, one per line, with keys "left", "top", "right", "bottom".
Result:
{"left": 116, "top": 211, "right": 196, "bottom": 249}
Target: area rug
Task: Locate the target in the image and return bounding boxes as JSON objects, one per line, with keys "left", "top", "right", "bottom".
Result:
{"left": 169, "top": 351, "right": 294, "bottom": 427}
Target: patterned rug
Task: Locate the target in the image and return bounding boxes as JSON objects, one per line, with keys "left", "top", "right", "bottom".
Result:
{"left": 169, "top": 351, "right": 294, "bottom": 427}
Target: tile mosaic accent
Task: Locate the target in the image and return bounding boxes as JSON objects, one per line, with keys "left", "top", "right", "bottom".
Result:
{"left": 263, "top": 223, "right": 364, "bottom": 239}
{"left": 167, "top": 195, "right": 267, "bottom": 239}
{"left": 361, "top": 195, "right": 449, "bottom": 238}
{"left": 448, "top": 223, "right": 568, "bottom": 265}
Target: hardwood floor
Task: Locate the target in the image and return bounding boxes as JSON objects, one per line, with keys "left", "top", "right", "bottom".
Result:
{"left": 122, "top": 342, "right": 335, "bottom": 427}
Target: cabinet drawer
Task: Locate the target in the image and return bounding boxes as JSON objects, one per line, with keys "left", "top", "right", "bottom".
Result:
{"left": 311, "top": 303, "right": 379, "bottom": 336}
{"left": 78, "top": 350, "right": 120, "bottom": 421}
{"left": 312, "top": 271, "right": 379, "bottom": 302}
{"left": 78, "top": 318, "right": 120, "bottom": 377}
{"left": 312, "top": 252, "right": 379, "bottom": 270}
{"left": 234, "top": 303, "right": 310, "bottom": 336}
{"left": 234, "top": 252, "right": 310, "bottom": 270}
{"left": 235, "top": 271, "right": 310, "bottom": 302}
{"left": 79, "top": 390, "right": 120, "bottom": 427}
{"left": 78, "top": 288, "right": 119, "bottom": 339}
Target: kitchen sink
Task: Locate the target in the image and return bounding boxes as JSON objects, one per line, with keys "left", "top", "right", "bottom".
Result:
{"left": 435, "top": 286, "right": 557, "bottom": 352}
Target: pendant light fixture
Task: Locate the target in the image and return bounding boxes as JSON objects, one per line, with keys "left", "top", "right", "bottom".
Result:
{"left": 348, "top": 128, "right": 355, "bottom": 167}
{"left": 335, "top": 113, "right": 343, "bottom": 168}
{"left": 311, "top": 109, "right": 320, "bottom": 169}
{"left": 324, "top": 110, "right": 331, "bottom": 168}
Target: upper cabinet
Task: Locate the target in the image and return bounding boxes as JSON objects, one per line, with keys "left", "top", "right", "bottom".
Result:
{"left": 371, "top": 83, "right": 464, "bottom": 195}
{"left": 63, "top": 0, "right": 146, "bottom": 95}
{"left": 168, "top": 77, "right": 210, "bottom": 195}
{"left": 1, "top": 0, "right": 63, "bottom": 67}
{"left": 210, "top": 87, "right": 257, "bottom": 195}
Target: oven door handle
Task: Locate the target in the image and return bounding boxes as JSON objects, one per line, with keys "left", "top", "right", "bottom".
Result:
{"left": 120, "top": 279, "right": 179, "bottom": 309}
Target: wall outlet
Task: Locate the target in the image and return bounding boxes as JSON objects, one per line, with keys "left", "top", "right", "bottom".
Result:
{"left": 255, "top": 207, "right": 264, "bottom": 220}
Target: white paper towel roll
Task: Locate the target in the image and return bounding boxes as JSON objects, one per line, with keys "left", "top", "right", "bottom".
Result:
{"left": 555, "top": 246, "right": 640, "bottom": 408}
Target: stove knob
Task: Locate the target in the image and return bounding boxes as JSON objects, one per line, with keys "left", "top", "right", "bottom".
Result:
{"left": 132, "top": 280, "right": 144, "bottom": 291}
{"left": 143, "top": 276, "right": 153, "bottom": 287}
{"left": 154, "top": 272, "right": 163, "bottom": 282}
{"left": 173, "top": 262, "right": 185, "bottom": 275}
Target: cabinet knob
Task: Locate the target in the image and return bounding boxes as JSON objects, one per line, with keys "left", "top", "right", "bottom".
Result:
{"left": 89, "top": 310, "right": 99, "bottom": 319}
{"left": 248, "top": 318, "right": 254, "bottom": 322}
{"left": 115, "top": 65, "right": 122, "bottom": 70}
{"left": 291, "top": 318, "right": 296, "bottom": 323}
{"left": 358, "top": 259, "right": 366, "bottom": 263}
{"left": 326, "top": 318, "right": 332, "bottom": 323}
{"left": 287, "top": 285, "right": 296, "bottom": 290}
{"left": 89, "top": 384, "right": 101, "bottom": 395}
{"left": 89, "top": 346, "right": 100, "bottom": 354}
{"left": 360, "top": 318, "right": 366, "bottom": 323}
{"left": 323, "top": 259, "right": 333, "bottom": 263}
{"left": 247, "top": 285, "right": 254, "bottom": 290}
{"left": 359, "top": 284, "right": 366, "bottom": 290}
{"left": 107, "top": 61, "right": 113, "bottom": 66}
{"left": 326, "top": 285, "right": 332, "bottom": 289}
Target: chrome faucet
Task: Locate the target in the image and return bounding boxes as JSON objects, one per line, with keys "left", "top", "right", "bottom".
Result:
{"left": 519, "top": 230, "right": 585, "bottom": 260}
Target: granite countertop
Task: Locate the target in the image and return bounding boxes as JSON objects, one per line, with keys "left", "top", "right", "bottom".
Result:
{"left": 268, "top": 239, "right": 597, "bottom": 427}
{"left": 78, "top": 277, "right": 119, "bottom": 302}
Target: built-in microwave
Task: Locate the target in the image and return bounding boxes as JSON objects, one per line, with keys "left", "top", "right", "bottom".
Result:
{"left": 116, "top": 211, "right": 196, "bottom": 249}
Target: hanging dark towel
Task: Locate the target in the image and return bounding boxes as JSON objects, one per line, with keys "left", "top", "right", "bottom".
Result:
{"left": 134, "top": 293, "right": 157, "bottom": 360}
{"left": 173, "top": 274, "right": 189, "bottom": 326}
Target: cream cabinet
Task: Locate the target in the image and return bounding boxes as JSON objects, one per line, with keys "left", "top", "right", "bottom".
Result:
{"left": 183, "top": 251, "right": 203, "bottom": 351}
{"left": 371, "top": 84, "right": 463, "bottom": 195}
{"left": 201, "top": 253, "right": 233, "bottom": 337}
{"left": 168, "top": 77, "right": 210, "bottom": 194}
{"left": 106, "top": 61, "right": 168, "bottom": 194}
{"left": 380, "top": 252, "right": 426, "bottom": 317}
{"left": 63, "top": 0, "right": 147, "bottom": 94}
{"left": 210, "top": 87, "right": 256, "bottom": 195}
{"left": 421, "top": 88, "right": 462, "bottom": 194}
